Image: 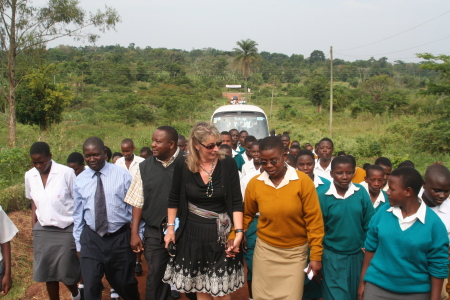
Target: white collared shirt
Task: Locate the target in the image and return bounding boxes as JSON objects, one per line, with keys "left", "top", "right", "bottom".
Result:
{"left": 360, "top": 181, "right": 386, "bottom": 208}
{"left": 25, "top": 160, "right": 76, "bottom": 228}
{"left": 115, "top": 154, "right": 145, "bottom": 178}
{"left": 314, "top": 159, "right": 332, "bottom": 181}
{"left": 232, "top": 148, "right": 239, "bottom": 158}
{"left": 0, "top": 205, "right": 19, "bottom": 261}
{"left": 387, "top": 198, "right": 426, "bottom": 231}
{"left": 325, "top": 180, "right": 360, "bottom": 199}
{"left": 419, "top": 189, "right": 450, "bottom": 238}
{"left": 242, "top": 160, "right": 262, "bottom": 178}
{"left": 242, "top": 152, "right": 251, "bottom": 164}
{"left": 257, "top": 164, "right": 298, "bottom": 189}
{"left": 313, "top": 175, "right": 324, "bottom": 188}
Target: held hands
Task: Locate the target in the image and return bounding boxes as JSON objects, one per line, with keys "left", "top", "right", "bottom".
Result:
{"left": 130, "top": 232, "right": 144, "bottom": 253}
{"left": 308, "top": 260, "right": 322, "bottom": 283}
{"left": 225, "top": 233, "right": 243, "bottom": 257}
{"left": 164, "top": 228, "right": 176, "bottom": 249}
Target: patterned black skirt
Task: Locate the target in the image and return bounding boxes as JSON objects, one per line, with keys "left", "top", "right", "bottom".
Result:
{"left": 163, "top": 212, "right": 245, "bottom": 297}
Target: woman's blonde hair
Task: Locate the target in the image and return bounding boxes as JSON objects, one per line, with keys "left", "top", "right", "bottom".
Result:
{"left": 186, "top": 122, "right": 225, "bottom": 173}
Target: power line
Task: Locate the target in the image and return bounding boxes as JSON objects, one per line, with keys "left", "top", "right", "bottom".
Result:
{"left": 337, "top": 10, "right": 450, "bottom": 51}
{"left": 335, "top": 36, "right": 450, "bottom": 59}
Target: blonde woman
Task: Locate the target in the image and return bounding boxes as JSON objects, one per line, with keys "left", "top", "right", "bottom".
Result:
{"left": 163, "top": 122, "right": 245, "bottom": 299}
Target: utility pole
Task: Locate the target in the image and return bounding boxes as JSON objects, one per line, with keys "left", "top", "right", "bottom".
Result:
{"left": 329, "top": 46, "right": 333, "bottom": 138}
{"left": 270, "top": 79, "right": 275, "bottom": 119}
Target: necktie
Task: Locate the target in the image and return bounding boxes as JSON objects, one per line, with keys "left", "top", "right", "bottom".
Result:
{"left": 94, "top": 171, "right": 108, "bottom": 236}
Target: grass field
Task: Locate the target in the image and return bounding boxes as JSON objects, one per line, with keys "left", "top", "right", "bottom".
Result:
{"left": 1, "top": 94, "right": 448, "bottom": 175}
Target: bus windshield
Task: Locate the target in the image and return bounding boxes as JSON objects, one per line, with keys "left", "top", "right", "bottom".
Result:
{"left": 212, "top": 111, "right": 269, "bottom": 139}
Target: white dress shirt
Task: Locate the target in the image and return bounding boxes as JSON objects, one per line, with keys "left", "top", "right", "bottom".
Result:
{"left": 314, "top": 159, "right": 332, "bottom": 181}
{"left": 0, "top": 205, "right": 19, "bottom": 261}
{"left": 256, "top": 164, "right": 298, "bottom": 189}
{"left": 387, "top": 198, "right": 426, "bottom": 231}
{"left": 360, "top": 181, "right": 387, "bottom": 209}
{"left": 115, "top": 154, "right": 145, "bottom": 178}
{"left": 25, "top": 160, "right": 76, "bottom": 228}
{"left": 419, "top": 189, "right": 450, "bottom": 239}
{"left": 242, "top": 160, "right": 262, "bottom": 178}
{"left": 325, "top": 180, "right": 360, "bottom": 199}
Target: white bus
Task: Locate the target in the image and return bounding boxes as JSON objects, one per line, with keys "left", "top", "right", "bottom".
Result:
{"left": 211, "top": 105, "right": 269, "bottom": 140}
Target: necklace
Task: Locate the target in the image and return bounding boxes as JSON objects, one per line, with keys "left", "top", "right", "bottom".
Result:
{"left": 199, "top": 159, "right": 217, "bottom": 197}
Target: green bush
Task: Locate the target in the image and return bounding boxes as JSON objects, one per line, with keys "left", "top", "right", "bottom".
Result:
{"left": 354, "top": 137, "right": 382, "bottom": 158}
{"left": 0, "top": 183, "right": 29, "bottom": 213}
{"left": 0, "top": 148, "right": 30, "bottom": 189}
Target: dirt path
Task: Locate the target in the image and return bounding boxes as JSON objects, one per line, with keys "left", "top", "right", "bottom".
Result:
{"left": 8, "top": 210, "right": 249, "bottom": 300}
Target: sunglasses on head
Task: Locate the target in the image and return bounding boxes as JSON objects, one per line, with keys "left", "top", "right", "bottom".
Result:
{"left": 260, "top": 154, "right": 285, "bottom": 166}
{"left": 194, "top": 137, "right": 222, "bottom": 150}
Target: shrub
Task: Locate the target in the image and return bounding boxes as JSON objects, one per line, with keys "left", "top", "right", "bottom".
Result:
{"left": 0, "top": 148, "right": 30, "bottom": 189}
{"left": 355, "top": 137, "right": 382, "bottom": 158}
{"left": 0, "top": 183, "right": 29, "bottom": 213}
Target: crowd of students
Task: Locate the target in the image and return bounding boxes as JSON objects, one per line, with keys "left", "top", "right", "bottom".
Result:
{"left": 0, "top": 123, "right": 449, "bottom": 300}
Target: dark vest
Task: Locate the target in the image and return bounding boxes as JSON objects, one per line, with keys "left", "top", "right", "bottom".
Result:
{"left": 140, "top": 153, "right": 184, "bottom": 228}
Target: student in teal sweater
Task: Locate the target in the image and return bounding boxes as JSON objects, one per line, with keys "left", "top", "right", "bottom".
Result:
{"left": 358, "top": 167, "right": 449, "bottom": 300}
{"left": 318, "top": 156, "right": 375, "bottom": 300}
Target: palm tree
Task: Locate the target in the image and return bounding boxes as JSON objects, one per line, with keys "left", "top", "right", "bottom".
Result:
{"left": 233, "top": 39, "right": 261, "bottom": 98}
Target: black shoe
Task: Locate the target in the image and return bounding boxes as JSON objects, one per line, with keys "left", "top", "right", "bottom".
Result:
{"left": 135, "top": 262, "right": 143, "bottom": 274}
{"left": 185, "top": 292, "right": 197, "bottom": 300}
{"left": 171, "top": 290, "right": 181, "bottom": 300}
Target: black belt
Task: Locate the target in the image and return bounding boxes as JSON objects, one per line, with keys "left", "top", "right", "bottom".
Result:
{"left": 103, "top": 224, "right": 129, "bottom": 237}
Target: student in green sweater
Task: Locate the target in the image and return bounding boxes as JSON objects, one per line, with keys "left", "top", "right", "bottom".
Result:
{"left": 358, "top": 167, "right": 449, "bottom": 300}
{"left": 318, "top": 156, "right": 375, "bottom": 300}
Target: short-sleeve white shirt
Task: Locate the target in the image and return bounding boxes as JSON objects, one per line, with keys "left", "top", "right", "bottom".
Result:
{"left": 25, "top": 160, "right": 76, "bottom": 228}
{"left": 115, "top": 155, "right": 145, "bottom": 178}
{"left": 242, "top": 160, "right": 262, "bottom": 178}
{"left": 0, "top": 206, "right": 19, "bottom": 261}
{"left": 314, "top": 159, "right": 332, "bottom": 181}
{"left": 419, "top": 189, "right": 450, "bottom": 239}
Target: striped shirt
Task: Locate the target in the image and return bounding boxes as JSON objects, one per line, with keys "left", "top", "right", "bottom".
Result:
{"left": 73, "top": 162, "right": 132, "bottom": 251}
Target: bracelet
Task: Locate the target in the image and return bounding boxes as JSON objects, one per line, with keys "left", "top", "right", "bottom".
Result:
{"left": 235, "top": 229, "right": 245, "bottom": 233}
{"left": 167, "top": 223, "right": 176, "bottom": 226}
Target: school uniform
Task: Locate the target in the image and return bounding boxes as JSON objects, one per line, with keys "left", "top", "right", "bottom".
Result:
{"left": 241, "top": 160, "right": 262, "bottom": 178}
{"left": 419, "top": 189, "right": 450, "bottom": 299}
{"left": 25, "top": 161, "right": 80, "bottom": 285}
{"left": 363, "top": 199, "right": 449, "bottom": 299}
{"left": 244, "top": 165, "right": 324, "bottom": 300}
{"left": 314, "top": 159, "right": 332, "bottom": 181}
{"left": 73, "top": 162, "right": 139, "bottom": 300}
{"left": 115, "top": 154, "right": 145, "bottom": 178}
{"left": 302, "top": 175, "right": 330, "bottom": 300}
{"left": 318, "top": 182, "right": 375, "bottom": 300}
{"left": 0, "top": 206, "right": 18, "bottom": 291}
{"left": 240, "top": 169, "right": 261, "bottom": 283}
{"left": 352, "top": 167, "right": 366, "bottom": 184}
{"left": 360, "top": 181, "right": 388, "bottom": 212}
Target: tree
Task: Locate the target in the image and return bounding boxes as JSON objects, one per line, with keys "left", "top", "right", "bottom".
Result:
{"left": 16, "top": 64, "right": 73, "bottom": 130}
{"left": 309, "top": 50, "right": 325, "bottom": 64}
{"left": 417, "top": 53, "right": 450, "bottom": 95}
{"left": 305, "top": 73, "right": 329, "bottom": 113}
{"left": 0, "top": 0, "right": 120, "bottom": 147}
{"left": 233, "top": 39, "right": 261, "bottom": 96}
{"left": 360, "top": 75, "right": 394, "bottom": 102}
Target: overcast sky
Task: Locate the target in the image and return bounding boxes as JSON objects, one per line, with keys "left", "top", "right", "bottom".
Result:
{"left": 43, "top": 0, "right": 450, "bottom": 63}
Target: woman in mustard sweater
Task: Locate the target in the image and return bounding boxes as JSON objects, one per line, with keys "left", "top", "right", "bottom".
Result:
{"left": 243, "top": 136, "right": 324, "bottom": 300}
